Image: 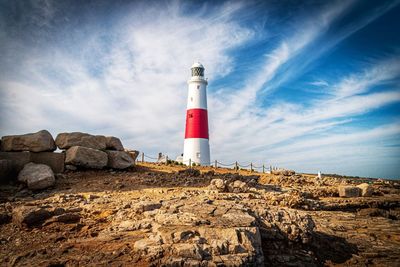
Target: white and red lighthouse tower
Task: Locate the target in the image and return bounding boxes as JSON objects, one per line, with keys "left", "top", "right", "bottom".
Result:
{"left": 183, "top": 62, "right": 210, "bottom": 166}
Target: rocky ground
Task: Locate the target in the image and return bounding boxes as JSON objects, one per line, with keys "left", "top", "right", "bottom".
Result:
{"left": 0, "top": 163, "right": 399, "bottom": 266}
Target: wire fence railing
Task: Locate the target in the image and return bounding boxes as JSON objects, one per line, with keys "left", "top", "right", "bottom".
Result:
{"left": 136, "top": 152, "right": 283, "bottom": 174}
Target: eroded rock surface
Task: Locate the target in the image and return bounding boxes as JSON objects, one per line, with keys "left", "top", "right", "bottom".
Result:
{"left": 0, "top": 163, "right": 399, "bottom": 266}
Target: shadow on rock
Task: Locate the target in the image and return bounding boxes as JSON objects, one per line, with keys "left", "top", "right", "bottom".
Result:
{"left": 261, "top": 228, "right": 358, "bottom": 266}
{"left": 308, "top": 231, "right": 358, "bottom": 265}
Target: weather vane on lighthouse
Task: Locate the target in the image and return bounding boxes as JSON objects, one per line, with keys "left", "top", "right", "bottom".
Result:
{"left": 183, "top": 62, "right": 210, "bottom": 166}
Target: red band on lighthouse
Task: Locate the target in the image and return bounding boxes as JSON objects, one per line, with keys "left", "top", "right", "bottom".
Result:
{"left": 185, "top": 108, "right": 209, "bottom": 139}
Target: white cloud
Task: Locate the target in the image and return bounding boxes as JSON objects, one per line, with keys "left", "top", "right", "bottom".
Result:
{"left": 0, "top": 1, "right": 254, "bottom": 155}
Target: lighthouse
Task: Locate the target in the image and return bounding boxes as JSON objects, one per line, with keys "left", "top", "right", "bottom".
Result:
{"left": 183, "top": 62, "right": 210, "bottom": 166}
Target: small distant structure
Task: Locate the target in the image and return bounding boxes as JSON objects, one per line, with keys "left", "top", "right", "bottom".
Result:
{"left": 157, "top": 152, "right": 167, "bottom": 163}
{"left": 317, "top": 171, "right": 322, "bottom": 179}
{"left": 175, "top": 153, "right": 183, "bottom": 164}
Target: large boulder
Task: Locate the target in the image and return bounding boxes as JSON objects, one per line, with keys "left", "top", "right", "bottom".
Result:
{"left": 106, "top": 136, "right": 124, "bottom": 151}
{"left": 65, "top": 146, "right": 108, "bottom": 169}
{"left": 106, "top": 150, "right": 134, "bottom": 169}
{"left": 1, "top": 130, "right": 56, "bottom": 152}
{"left": 0, "top": 151, "right": 64, "bottom": 175}
{"left": 338, "top": 186, "right": 361, "bottom": 198}
{"left": 357, "top": 183, "right": 373, "bottom": 197}
{"left": 55, "top": 132, "right": 107, "bottom": 150}
{"left": 30, "top": 152, "right": 65, "bottom": 173}
{"left": 18, "top": 162, "right": 55, "bottom": 190}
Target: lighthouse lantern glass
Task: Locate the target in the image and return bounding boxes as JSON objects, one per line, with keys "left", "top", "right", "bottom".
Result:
{"left": 191, "top": 67, "right": 204, "bottom": 77}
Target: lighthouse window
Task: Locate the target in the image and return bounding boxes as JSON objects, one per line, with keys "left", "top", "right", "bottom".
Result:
{"left": 190, "top": 97, "right": 193, "bottom": 102}
{"left": 196, "top": 152, "right": 201, "bottom": 158}
{"left": 191, "top": 67, "right": 204, "bottom": 77}
{"left": 197, "top": 85, "right": 200, "bottom": 89}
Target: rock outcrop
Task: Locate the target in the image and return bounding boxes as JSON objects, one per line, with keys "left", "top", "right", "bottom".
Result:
{"left": 17, "top": 162, "right": 55, "bottom": 190}
{"left": 0, "top": 130, "right": 56, "bottom": 152}
{"left": 357, "top": 183, "right": 373, "bottom": 197}
{"left": 65, "top": 146, "right": 108, "bottom": 169}
{"left": 338, "top": 186, "right": 361, "bottom": 198}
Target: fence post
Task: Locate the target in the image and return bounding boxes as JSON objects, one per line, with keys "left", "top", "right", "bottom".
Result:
{"left": 262, "top": 164, "right": 265, "bottom": 173}
{"left": 235, "top": 161, "right": 238, "bottom": 172}
{"left": 142, "top": 152, "right": 144, "bottom": 163}
{"left": 189, "top": 158, "right": 191, "bottom": 169}
{"left": 214, "top": 160, "right": 217, "bottom": 168}
{"left": 250, "top": 163, "right": 253, "bottom": 172}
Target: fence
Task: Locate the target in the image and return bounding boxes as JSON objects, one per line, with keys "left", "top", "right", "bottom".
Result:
{"left": 138, "top": 152, "right": 282, "bottom": 174}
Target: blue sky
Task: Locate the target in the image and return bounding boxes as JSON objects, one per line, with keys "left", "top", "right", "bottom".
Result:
{"left": 0, "top": 0, "right": 399, "bottom": 178}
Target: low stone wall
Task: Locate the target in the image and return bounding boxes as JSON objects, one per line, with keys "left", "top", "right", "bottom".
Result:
{"left": 0, "top": 130, "right": 139, "bottom": 184}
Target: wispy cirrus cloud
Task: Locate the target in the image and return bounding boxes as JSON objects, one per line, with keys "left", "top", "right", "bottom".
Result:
{"left": 0, "top": 0, "right": 399, "bottom": 178}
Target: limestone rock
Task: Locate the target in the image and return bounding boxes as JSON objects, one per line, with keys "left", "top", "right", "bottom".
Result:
{"left": 12, "top": 206, "right": 52, "bottom": 227}
{"left": 65, "top": 146, "right": 108, "bottom": 169}
{"left": 18, "top": 162, "right": 55, "bottom": 190}
{"left": 227, "top": 180, "right": 249, "bottom": 193}
{"left": 125, "top": 149, "right": 139, "bottom": 162}
{"left": 55, "top": 132, "right": 107, "bottom": 150}
{"left": 106, "top": 136, "right": 124, "bottom": 151}
{"left": 1, "top": 130, "right": 56, "bottom": 152}
{"left": 272, "top": 169, "right": 295, "bottom": 176}
{"left": 30, "top": 152, "right": 65, "bottom": 173}
{"left": 255, "top": 207, "right": 315, "bottom": 244}
{"left": 106, "top": 151, "right": 134, "bottom": 169}
{"left": 221, "top": 210, "right": 256, "bottom": 226}
{"left": 53, "top": 213, "right": 81, "bottom": 223}
{"left": 357, "top": 183, "right": 373, "bottom": 197}
{"left": 0, "top": 151, "right": 64, "bottom": 174}
{"left": 208, "top": 179, "right": 226, "bottom": 192}
{"left": 0, "top": 151, "right": 31, "bottom": 174}
{"left": 338, "top": 186, "right": 361, "bottom": 198}
{"left": 132, "top": 201, "right": 162, "bottom": 213}
{"left": 173, "top": 243, "right": 204, "bottom": 260}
